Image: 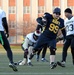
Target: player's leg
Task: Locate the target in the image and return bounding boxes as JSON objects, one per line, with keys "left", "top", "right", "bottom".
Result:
{"left": 29, "top": 40, "right": 43, "bottom": 60}
{"left": 71, "top": 38, "right": 74, "bottom": 65}
{"left": 50, "top": 47, "right": 57, "bottom": 69}
{"left": 57, "top": 38, "right": 71, "bottom": 67}
{"left": 1, "top": 31, "right": 18, "bottom": 71}
{"left": 18, "top": 37, "right": 30, "bottom": 65}
{"left": 29, "top": 34, "right": 47, "bottom": 60}
{"left": 41, "top": 45, "right": 48, "bottom": 62}
{"left": 27, "top": 46, "right": 33, "bottom": 66}
{"left": 1, "top": 32, "right": 13, "bottom": 63}
{"left": 36, "top": 49, "right": 42, "bottom": 61}
{"left": 18, "top": 50, "right": 28, "bottom": 65}
{"left": 42, "top": 45, "right": 47, "bottom": 58}
{"left": 49, "top": 39, "right": 57, "bottom": 69}
{"left": 62, "top": 41, "right": 70, "bottom": 62}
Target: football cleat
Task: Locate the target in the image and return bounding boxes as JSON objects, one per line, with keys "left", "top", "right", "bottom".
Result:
{"left": 27, "top": 62, "right": 33, "bottom": 66}
{"left": 57, "top": 61, "right": 65, "bottom": 67}
{"left": 41, "top": 58, "right": 49, "bottom": 62}
{"left": 9, "top": 63, "right": 18, "bottom": 72}
{"left": 50, "top": 62, "right": 57, "bottom": 69}
{"left": 18, "top": 59, "right": 27, "bottom": 65}
{"left": 14, "top": 62, "right": 18, "bottom": 65}
{"left": 14, "top": 60, "right": 22, "bottom": 65}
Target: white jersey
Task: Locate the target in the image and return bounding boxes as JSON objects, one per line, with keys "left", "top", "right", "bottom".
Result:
{"left": 22, "top": 33, "right": 37, "bottom": 50}
{"left": 0, "top": 9, "right": 6, "bottom": 31}
{"left": 64, "top": 16, "right": 74, "bottom": 36}
{"left": 26, "top": 33, "right": 37, "bottom": 43}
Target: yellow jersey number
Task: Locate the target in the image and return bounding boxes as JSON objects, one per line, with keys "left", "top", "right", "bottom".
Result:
{"left": 49, "top": 24, "right": 59, "bottom": 34}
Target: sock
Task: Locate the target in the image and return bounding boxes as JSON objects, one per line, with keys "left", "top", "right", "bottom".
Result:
{"left": 50, "top": 55, "right": 55, "bottom": 64}
{"left": 27, "top": 58, "right": 31, "bottom": 63}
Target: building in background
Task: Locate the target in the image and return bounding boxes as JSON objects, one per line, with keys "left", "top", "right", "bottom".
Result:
{"left": 0, "top": 0, "right": 74, "bottom": 44}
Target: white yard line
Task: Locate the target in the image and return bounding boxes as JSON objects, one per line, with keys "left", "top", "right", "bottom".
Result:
{"left": 0, "top": 72, "right": 74, "bottom": 75}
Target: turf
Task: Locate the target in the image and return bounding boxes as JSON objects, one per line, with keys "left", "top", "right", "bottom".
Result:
{"left": 0, "top": 45, "right": 74, "bottom": 75}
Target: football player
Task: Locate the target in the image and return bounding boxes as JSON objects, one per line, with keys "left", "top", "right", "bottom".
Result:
{"left": 29, "top": 7, "right": 66, "bottom": 69}
{"left": 0, "top": 9, "right": 18, "bottom": 71}
{"left": 36, "top": 45, "right": 48, "bottom": 62}
{"left": 36, "top": 20, "right": 48, "bottom": 62}
{"left": 17, "top": 31, "right": 41, "bottom": 66}
{"left": 36, "top": 22, "right": 63, "bottom": 62}
{"left": 57, "top": 8, "right": 74, "bottom": 67}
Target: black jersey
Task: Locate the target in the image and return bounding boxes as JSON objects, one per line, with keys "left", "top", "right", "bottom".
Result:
{"left": 42, "top": 13, "right": 65, "bottom": 39}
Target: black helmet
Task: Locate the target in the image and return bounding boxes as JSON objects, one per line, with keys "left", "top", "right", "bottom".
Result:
{"left": 53, "top": 7, "right": 61, "bottom": 15}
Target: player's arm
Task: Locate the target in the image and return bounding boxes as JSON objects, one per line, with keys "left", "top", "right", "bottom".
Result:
{"left": 2, "top": 17, "right": 9, "bottom": 33}
{"left": 56, "top": 36, "right": 64, "bottom": 42}
{"left": 61, "top": 28, "right": 66, "bottom": 38}
{"left": 22, "top": 36, "right": 30, "bottom": 58}
{"left": 57, "top": 28, "right": 66, "bottom": 43}
{"left": 60, "top": 20, "right": 66, "bottom": 40}
{"left": 56, "top": 30, "right": 64, "bottom": 42}
{"left": 22, "top": 36, "right": 29, "bottom": 50}
{"left": 2, "top": 11, "right": 9, "bottom": 38}
{"left": 36, "top": 17, "right": 44, "bottom": 32}
{"left": 42, "top": 12, "right": 51, "bottom": 26}
{"left": 36, "top": 24, "right": 43, "bottom": 32}
{"left": 37, "top": 12, "right": 50, "bottom": 26}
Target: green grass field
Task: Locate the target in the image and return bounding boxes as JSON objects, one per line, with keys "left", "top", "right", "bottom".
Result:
{"left": 0, "top": 45, "right": 74, "bottom": 75}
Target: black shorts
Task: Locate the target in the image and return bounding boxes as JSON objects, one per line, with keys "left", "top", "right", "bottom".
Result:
{"left": 34, "top": 34, "right": 56, "bottom": 50}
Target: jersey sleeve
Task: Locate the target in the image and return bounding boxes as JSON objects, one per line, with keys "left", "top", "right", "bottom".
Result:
{"left": 2, "top": 11, "right": 8, "bottom": 33}
{"left": 2, "top": 11, "right": 6, "bottom": 18}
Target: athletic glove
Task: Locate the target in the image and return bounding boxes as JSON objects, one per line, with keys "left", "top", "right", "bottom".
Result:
{"left": 5, "top": 32, "right": 9, "bottom": 38}
{"left": 56, "top": 37, "right": 63, "bottom": 42}
{"left": 25, "top": 49, "right": 28, "bottom": 55}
